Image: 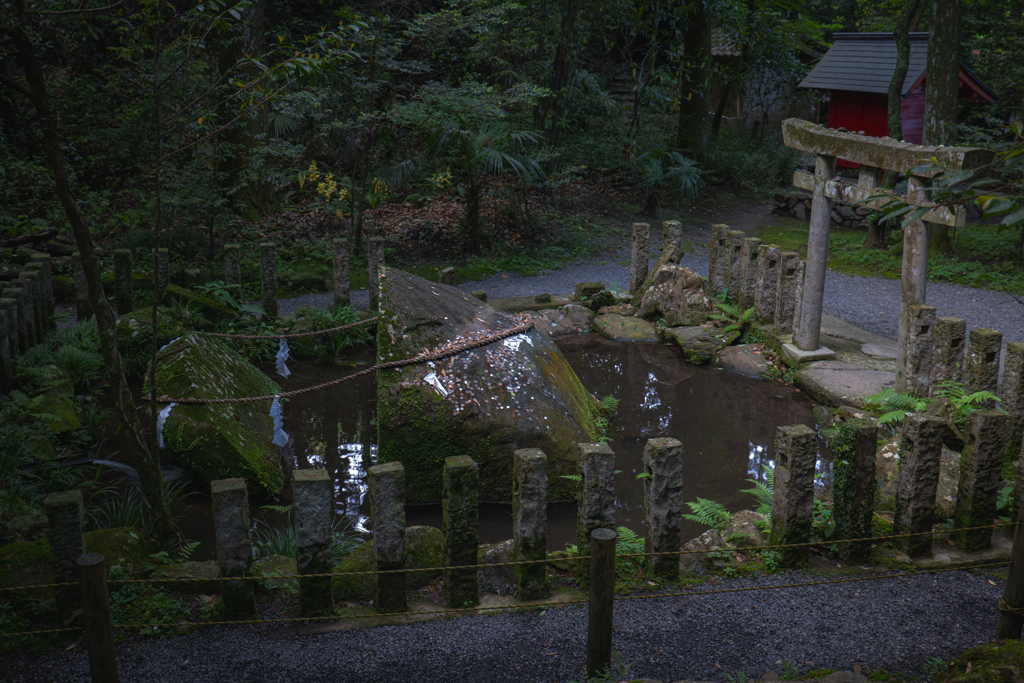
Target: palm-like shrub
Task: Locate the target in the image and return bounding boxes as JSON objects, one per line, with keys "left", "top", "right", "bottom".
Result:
{"left": 429, "top": 118, "right": 545, "bottom": 253}
{"left": 631, "top": 150, "right": 702, "bottom": 217}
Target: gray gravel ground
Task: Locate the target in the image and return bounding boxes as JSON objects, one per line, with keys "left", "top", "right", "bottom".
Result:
{"left": 7, "top": 569, "right": 1003, "bottom": 682}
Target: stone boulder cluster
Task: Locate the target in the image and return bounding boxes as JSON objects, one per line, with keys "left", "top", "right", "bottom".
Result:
{"left": 772, "top": 190, "right": 871, "bottom": 228}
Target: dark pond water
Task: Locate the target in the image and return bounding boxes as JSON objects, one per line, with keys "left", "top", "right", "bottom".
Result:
{"left": 175, "top": 335, "right": 826, "bottom": 558}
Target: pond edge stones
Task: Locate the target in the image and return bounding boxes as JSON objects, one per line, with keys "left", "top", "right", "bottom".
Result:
{"left": 577, "top": 442, "right": 615, "bottom": 585}
{"left": 369, "top": 461, "right": 406, "bottom": 613}
{"left": 642, "top": 438, "right": 684, "bottom": 579}
{"left": 513, "top": 448, "right": 549, "bottom": 600}
{"left": 443, "top": 455, "right": 479, "bottom": 607}
{"left": 292, "top": 468, "right": 333, "bottom": 616}
{"left": 770, "top": 424, "right": 816, "bottom": 568}
{"left": 211, "top": 477, "right": 256, "bottom": 619}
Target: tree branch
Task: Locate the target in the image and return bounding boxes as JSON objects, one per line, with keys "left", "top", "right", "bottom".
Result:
{"left": 28, "top": 0, "right": 126, "bottom": 15}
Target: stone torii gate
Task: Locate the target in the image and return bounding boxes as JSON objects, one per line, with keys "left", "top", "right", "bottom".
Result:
{"left": 779, "top": 118, "right": 990, "bottom": 392}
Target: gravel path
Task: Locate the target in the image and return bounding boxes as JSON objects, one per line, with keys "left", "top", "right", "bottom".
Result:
{"left": 8, "top": 569, "right": 1003, "bottom": 683}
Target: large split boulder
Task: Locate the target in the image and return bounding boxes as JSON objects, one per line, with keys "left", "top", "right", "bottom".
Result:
{"left": 376, "top": 268, "right": 600, "bottom": 503}
{"left": 147, "top": 332, "right": 284, "bottom": 497}
{"left": 638, "top": 264, "right": 709, "bottom": 326}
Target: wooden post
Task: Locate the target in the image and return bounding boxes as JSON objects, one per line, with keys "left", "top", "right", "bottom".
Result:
{"left": 795, "top": 153, "right": 836, "bottom": 351}
{"left": 996, "top": 504, "right": 1024, "bottom": 640}
{"left": 78, "top": 553, "right": 120, "bottom": 683}
{"left": 586, "top": 528, "right": 616, "bottom": 679}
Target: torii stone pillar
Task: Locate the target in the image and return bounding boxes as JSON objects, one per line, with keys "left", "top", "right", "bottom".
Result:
{"left": 790, "top": 153, "right": 836, "bottom": 360}
{"left": 895, "top": 175, "right": 931, "bottom": 393}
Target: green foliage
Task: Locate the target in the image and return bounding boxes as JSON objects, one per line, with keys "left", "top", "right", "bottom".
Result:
{"left": 86, "top": 481, "right": 195, "bottom": 536}
{"left": 708, "top": 301, "right": 756, "bottom": 336}
{"left": 740, "top": 466, "right": 774, "bottom": 520}
{"left": 194, "top": 280, "right": 243, "bottom": 310}
{"left": 933, "top": 380, "right": 1002, "bottom": 423}
{"left": 683, "top": 498, "right": 730, "bottom": 531}
{"left": 863, "top": 388, "right": 929, "bottom": 426}
{"left": 707, "top": 129, "right": 801, "bottom": 194}
{"left": 997, "top": 485, "right": 1015, "bottom": 523}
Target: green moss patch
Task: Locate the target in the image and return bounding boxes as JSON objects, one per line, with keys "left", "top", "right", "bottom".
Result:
{"left": 934, "top": 640, "right": 1024, "bottom": 683}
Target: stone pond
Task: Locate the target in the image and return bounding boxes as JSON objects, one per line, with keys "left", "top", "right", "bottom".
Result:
{"left": 172, "top": 330, "right": 826, "bottom": 560}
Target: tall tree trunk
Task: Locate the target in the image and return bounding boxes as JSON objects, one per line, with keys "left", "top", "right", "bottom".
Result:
{"left": 542, "top": 0, "right": 579, "bottom": 148}
{"left": 924, "top": 0, "right": 960, "bottom": 255}
{"left": 881, "top": 0, "right": 925, "bottom": 195}
{"left": 217, "top": 0, "right": 279, "bottom": 222}
{"left": 2, "top": 25, "right": 181, "bottom": 549}
{"left": 676, "top": 0, "right": 712, "bottom": 160}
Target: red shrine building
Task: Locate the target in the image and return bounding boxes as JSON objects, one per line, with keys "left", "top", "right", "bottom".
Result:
{"left": 798, "top": 32, "right": 997, "bottom": 145}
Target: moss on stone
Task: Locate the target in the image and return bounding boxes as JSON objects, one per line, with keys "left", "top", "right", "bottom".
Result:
{"left": 933, "top": 640, "right": 1024, "bottom": 683}
{"left": 253, "top": 555, "right": 298, "bottom": 592}
{"left": 145, "top": 333, "right": 284, "bottom": 496}
{"left": 29, "top": 395, "right": 81, "bottom": 432}
{"left": 161, "top": 284, "right": 240, "bottom": 322}
{"left": 0, "top": 527, "right": 153, "bottom": 588}
{"left": 116, "top": 306, "right": 202, "bottom": 376}
{"left": 332, "top": 526, "right": 444, "bottom": 601}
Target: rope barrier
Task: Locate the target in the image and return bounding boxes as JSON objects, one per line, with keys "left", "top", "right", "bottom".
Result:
{"left": 203, "top": 317, "right": 378, "bottom": 340}
{"left": 999, "top": 598, "right": 1024, "bottom": 616}
{"left": 150, "top": 316, "right": 535, "bottom": 404}
{"left": 2, "top": 521, "right": 1014, "bottom": 592}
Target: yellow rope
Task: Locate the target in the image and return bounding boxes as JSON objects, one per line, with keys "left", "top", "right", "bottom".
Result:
{"left": 999, "top": 598, "right": 1024, "bottom": 616}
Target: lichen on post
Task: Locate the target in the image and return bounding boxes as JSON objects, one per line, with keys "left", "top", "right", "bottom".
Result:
{"left": 43, "top": 490, "right": 84, "bottom": 626}
{"left": 1002, "top": 342, "right": 1024, "bottom": 450}
{"left": 738, "top": 237, "right": 762, "bottom": 310}
{"left": 642, "top": 438, "right": 684, "bottom": 578}
{"left": 513, "top": 449, "right": 549, "bottom": 600}
{"left": 954, "top": 410, "right": 1010, "bottom": 551}
{"left": 708, "top": 224, "right": 729, "bottom": 298}
{"left": 629, "top": 223, "right": 650, "bottom": 296}
{"left": 892, "top": 414, "right": 944, "bottom": 557}
{"left": 211, "top": 478, "right": 256, "bottom": 619}
{"left": 292, "top": 469, "right": 334, "bottom": 616}
{"left": 369, "top": 461, "right": 406, "bottom": 613}
{"left": 966, "top": 328, "right": 1002, "bottom": 401}
{"left": 931, "top": 316, "right": 966, "bottom": 393}
{"left": 259, "top": 242, "right": 278, "bottom": 320}
{"left": 726, "top": 230, "right": 745, "bottom": 298}
{"left": 898, "top": 303, "right": 936, "bottom": 396}
{"left": 442, "top": 455, "right": 479, "bottom": 607}
{"left": 769, "top": 424, "right": 816, "bottom": 568}
{"left": 754, "top": 244, "right": 782, "bottom": 322}
{"left": 828, "top": 419, "right": 877, "bottom": 563}
{"left": 577, "top": 442, "right": 615, "bottom": 584}
{"left": 773, "top": 252, "right": 801, "bottom": 336}
{"left": 663, "top": 221, "right": 683, "bottom": 251}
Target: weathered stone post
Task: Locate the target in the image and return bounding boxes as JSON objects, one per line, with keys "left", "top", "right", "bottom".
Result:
{"left": 259, "top": 242, "right": 278, "bottom": 319}
{"left": 442, "top": 455, "right": 479, "bottom": 607}
{"left": 71, "top": 251, "right": 92, "bottom": 321}
{"left": 954, "top": 410, "right": 1010, "bottom": 551}
{"left": 29, "top": 253, "right": 55, "bottom": 326}
{"left": 438, "top": 267, "right": 455, "bottom": 285}
{"left": 737, "top": 237, "right": 762, "bottom": 310}
{"left": 897, "top": 304, "right": 936, "bottom": 396}
{"left": 211, "top": 478, "right": 256, "bottom": 619}
{"left": 0, "top": 299, "right": 13, "bottom": 391}
{"left": 769, "top": 424, "right": 817, "bottom": 568}
{"left": 44, "top": 490, "right": 84, "bottom": 626}
{"left": 1002, "top": 342, "right": 1024, "bottom": 450}
{"left": 931, "top": 316, "right": 966, "bottom": 392}
{"left": 223, "top": 243, "right": 241, "bottom": 289}
{"left": 333, "top": 237, "right": 350, "bottom": 308}
{"left": 13, "top": 277, "right": 37, "bottom": 347}
{"left": 794, "top": 153, "right": 838, "bottom": 351}
{"left": 892, "top": 414, "right": 944, "bottom": 557}
{"left": 629, "top": 223, "right": 650, "bottom": 296}
{"left": 708, "top": 224, "right": 729, "bottom": 298}
{"left": 773, "top": 252, "right": 801, "bottom": 336}
{"left": 791, "top": 260, "right": 806, "bottom": 339}
{"left": 642, "top": 438, "right": 684, "bottom": 578}
{"left": 966, "top": 328, "right": 1002, "bottom": 399}
{"left": 726, "top": 230, "right": 745, "bottom": 298}
{"left": 513, "top": 449, "right": 549, "bottom": 600}
{"left": 152, "top": 247, "right": 169, "bottom": 297}
{"left": 895, "top": 174, "right": 931, "bottom": 387}
{"left": 368, "top": 461, "right": 406, "bottom": 613}
{"left": 368, "top": 236, "right": 385, "bottom": 310}
{"left": 663, "top": 220, "right": 683, "bottom": 250}
{"left": 113, "top": 249, "right": 134, "bottom": 316}
{"left": 831, "top": 420, "right": 878, "bottom": 563}
{"left": 577, "top": 442, "right": 616, "bottom": 584}
{"left": 3, "top": 289, "right": 25, "bottom": 356}
{"left": 754, "top": 244, "right": 782, "bottom": 322}
{"left": 292, "top": 469, "right": 334, "bottom": 616}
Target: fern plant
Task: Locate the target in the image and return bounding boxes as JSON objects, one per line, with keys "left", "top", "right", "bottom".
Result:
{"left": 863, "top": 388, "right": 929, "bottom": 425}
{"left": 683, "top": 498, "right": 730, "bottom": 531}
{"left": 740, "top": 466, "right": 774, "bottom": 522}
{"left": 933, "top": 380, "right": 1001, "bottom": 425}
{"left": 708, "top": 301, "right": 756, "bottom": 336}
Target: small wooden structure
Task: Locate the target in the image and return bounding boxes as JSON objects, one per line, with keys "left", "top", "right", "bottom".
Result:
{"left": 798, "top": 33, "right": 997, "bottom": 151}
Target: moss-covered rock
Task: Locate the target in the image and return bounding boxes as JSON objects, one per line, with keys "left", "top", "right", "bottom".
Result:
{"left": 663, "top": 326, "right": 739, "bottom": 364}
{"left": 52, "top": 274, "right": 75, "bottom": 302}
{"left": 934, "top": 640, "right": 1024, "bottom": 683}
{"left": 116, "top": 306, "right": 201, "bottom": 375}
{"left": 253, "top": 555, "right": 298, "bottom": 592}
{"left": 29, "top": 395, "right": 81, "bottom": 432}
{"left": 146, "top": 332, "right": 284, "bottom": 497}
{"left": 331, "top": 526, "right": 443, "bottom": 601}
{"left": 0, "top": 527, "right": 153, "bottom": 588}
{"left": 592, "top": 313, "right": 660, "bottom": 342}
{"left": 152, "top": 560, "right": 221, "bottom": 595}
{"left": 161, "top": 284, "right": 240, "bottom": 323}
{"left": 377, "top": 268, "right": 599, "bottom": 503}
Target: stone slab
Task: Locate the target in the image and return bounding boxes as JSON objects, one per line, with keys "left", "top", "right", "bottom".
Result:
{"left": 782, "top": 343, "right": 836, "bottom": 365}
{"left": 860, "top": 343, "right": 898, "bottom": 360}
{"left": 592, "top": 313, "right": 659, "bottom": 342}
{"left": 489, "top": 295, "right": 574, "bottom": 313}
{"left": 717, "top": 344, "right": 773, "bottom": 379}
{"left": 819, "top": 314, "right": 895, "bottom": 347}
{"left": 796, "top": 360, "right": 896, "bottom": 408}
